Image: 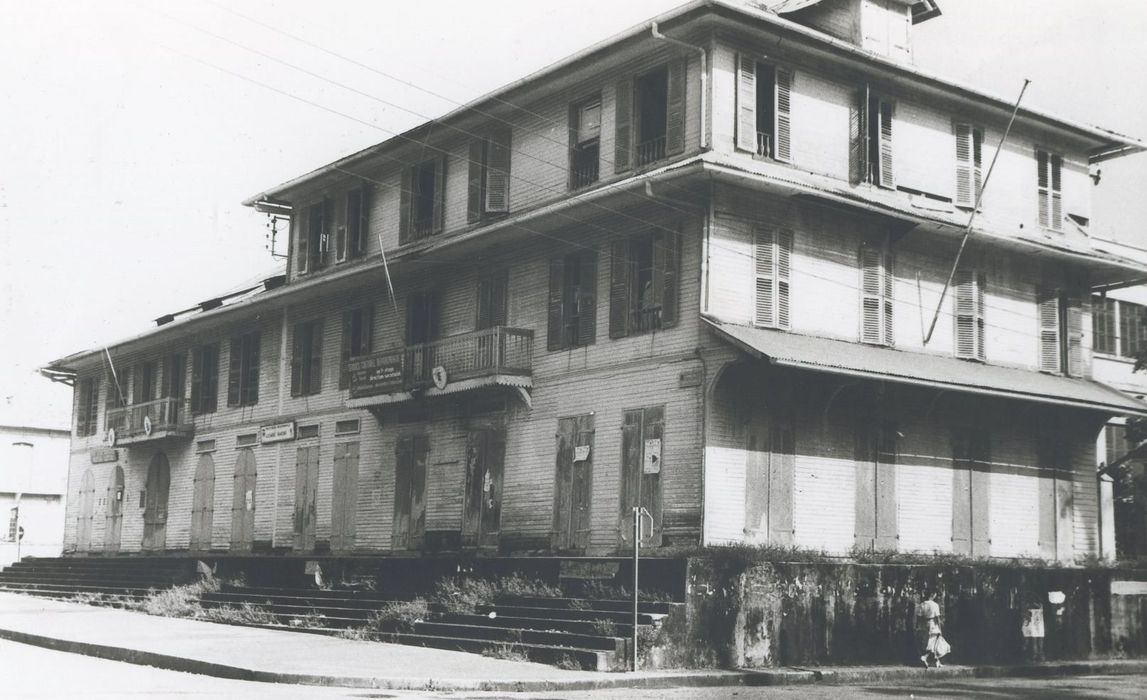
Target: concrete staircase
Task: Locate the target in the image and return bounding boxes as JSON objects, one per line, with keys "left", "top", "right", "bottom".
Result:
{"left": 0, "top": 556, "right": 198, "bottom": 606}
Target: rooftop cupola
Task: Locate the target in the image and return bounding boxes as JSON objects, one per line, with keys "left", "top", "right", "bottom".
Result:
{"left": 755, "top": 0, "right": 941, "bottom": 64}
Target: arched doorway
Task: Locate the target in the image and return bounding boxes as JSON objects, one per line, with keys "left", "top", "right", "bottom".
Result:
{"left": 76, "top": 470, "right": 96, "bottom": 553}
{"left": 190, "top": 454, "right": 215, "bottom": 552}
{"left": 231, "top": 449, "right": 257, "bottom": 551}
{"left": 103, "top": 465, "right": 124, "bottom": 552}
{"left": 142, "top": 452, "right": 171, "bottom": 551}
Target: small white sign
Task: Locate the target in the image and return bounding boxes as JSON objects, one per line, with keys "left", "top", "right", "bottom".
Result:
{"left": 260, "top": 422, "right": 296, "bottom": 444}
{"left": 574, "top": 445, "right": 591, "bottom": 462}
{"left": 643, "top": 438, "right": 662, "bottom": 474}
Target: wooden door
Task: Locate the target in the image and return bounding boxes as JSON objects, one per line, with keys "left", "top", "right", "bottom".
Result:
{"left": 463, "top": 428, "right": 505, "bottom": 548}
{"left": 103, "top": 465, "right": 124, "bottom": 552}
{"left": 393, "top": 434, "right": 428, "bottom": 550}
{"left": 619, "top": 407, "right": 664, "bottom": 547}
{"left": 294, "top": 445, "right": 319, "bottom": 551}
{"left": 142, "top": 452, "right": 171, "bottom": 551}
{"left": 331, "top": 442, "right": 359, "bottom": 552}
{"left": 553, "top": 415, "right": 594, "bottom": 550}
{"left": 190, "top": 454, "right": 215, "bottom": 552}
{"left": 76, "top": 469, "right": 96, "bottom": 553}
{"left": 230, "top": 448, "right": 257, "bottom": 551}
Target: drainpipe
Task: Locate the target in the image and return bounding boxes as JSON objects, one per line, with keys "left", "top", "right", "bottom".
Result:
{"left": 651, "top": 22, "right": 708, "bottom": 150}
{"left": 693, "top": 347, "right": 708, "bottom": 547}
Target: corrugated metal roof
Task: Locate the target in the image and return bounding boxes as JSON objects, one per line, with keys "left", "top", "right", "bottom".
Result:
{"left": 706, "top": 318, "right": 1147, "bottom": 416}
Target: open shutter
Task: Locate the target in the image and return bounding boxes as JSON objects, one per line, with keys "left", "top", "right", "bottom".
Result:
{"left": 1038, "top": 289, "right": 1060, "bottom": 373}
{"left": 778, "top": 230, "right": 792, "bottom": 328}
{"left": 754, "top": 229, "right": 775, "bottom": 327}
{"left": 976, "top": 272, "right": 986, "bottom": 360}
{"left": 735, "top": 53, "right": 757, "bottom": 153}
{"left": 309, "top": 321, "right": 323, "bottom": 395}
{"left": 665, "top": 59, "right": 686, "bottom": 156}
{"left": 619, "top": 410, "right": 642, "bottom": 543}
{"left": 432, "top": 156, "right": 446, "bottom": 234}
{"left": 245, "top": 333, "right": 260, "bottom": 405}
{"left": 849, "top": 87, "right": 869, "bottom": 185}
{"left": 399, "top": 167, "right": 412, "bottom": 243}
{"left": 485, "top": 126, "right": 512, "bottom": 214}
{"left": 1066, "top": 295, "right": 1084, "bottom": 377}
{"left": 877, "top": 100, "right": 894, "bottom": 188}
{"left": 883, "top": 250, "right": 894, "bottom": 345}
{"left": 577, "top": 251, "right": 597, "bottom": 347}
{"left": 227, "top": 336, "right": 242, "bottom": 407}
{"left": 1050, "top": 154, "right": 1063, "bottom": 230}
{"left": 609, "top": 239, "right": 631, "bottom": 338}
{"left": 955, "top": 123, "right": 974, "bottom": 207}
{"left": 658, "top": 231, "right": 680, "bottom": 329}
{"left": 547, "top": 257, "right": 565, "bottom": 351}
{"left": 340, "top": 311, "right": 352, "bottom": 390}
{"left": 320, "top": 198, "right": 334, "bottom": 267}
{"left": 467, "top": 139, "right": 484, "bottom": 224}
{"left": 774, "top": 69, "right": 793, "bottom": 162}
{"left": 354, "top": 186, "right": 369, "bottom": 257}
{"left": 190, "top": 347, "right": 204, "bottom": 412}
{"left": 476, "top": 277, "right": 493, "bottom": 331}
{"left": 614, "top": 78, "right": 633, "bottom": 173}
{"left": 860, "top": 243, "right": 883, "bottom": 344}
{"left": 290, "top": 325, "right": 304, "bottom": 397}
{"left": 1037, "top": 151, "right": 1049, "bottom": 228}
{"left": 954, "top": 269, "right": 976, "bottom": 358}
{"left": 296, "top": 210, "right": 309, "bottom": 274}
{"left": 335, "top": 196, "right": 348, "bottom": 263}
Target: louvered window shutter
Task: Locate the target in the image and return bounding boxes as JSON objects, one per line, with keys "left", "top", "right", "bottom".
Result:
{"left": 659, "top": 231, "right": 680, "bottom": 329}
{"left": 491, "top": 275, "right": 507, "bottom": 328}
{"left": 1037, "top": 151, "right": 1049, "bottom": 228}
{"left": 735, "top": 54, "right": 757, "bottom": 153}
{"left": 547, "top": 257, "right": 565, "bottom": 351}
{"left": 340, "top": 311, "right": 352, "bottom": 390}
{"left": 336, "top": 195, "right": 348, "bottom": 263}
{"left": 877, "top": 101, "right": 894, "bottom": 188}
{"left": 1067, "top": 295, "right": 1084, "bottom": 377}
{"left": 309, "top": 320, "right": 323, "bottom": 395}
{"left": 320, "top": 198, "right": 334, "bottom": 266}
{"left": 849, "top": 88, "right": 868, "bottom": 185}
{"left": 399, "top": 167, "right": 412, "bottom": 244}
{"left": 227, "top": 336, "right": 243, "bottom": 407}
{"left": 777, "top": 230, "right": 792, "bottom": 329}
{"left": 883, "top": 251, "right": 894, "bottom": 344}
{"left": 290, "top": 324, "right": 304, "bottom": 397}
{"left": 665, "top": 59, "right": 686, "bottom": 156}
{"left": 467, "top": 139, "right": 485, "bottom": 224}
{"left": 296, "top": 211, "right": 309, "bottom": 274}
{"left": 955, "top": 124, "right": 974, "bottom": 207}
{"left": 976, "top": 273, "right": 986, "bottom": 360}
{"left": 190, "top": 347, "right": 204, "bottom": 413}
{"left": 954, "top": 270, "right": 974, "bottom": 358}
{"left": 1038, "top": 289, "right": 1061, "bottom": 373}
{"left": 860, "top": 243, "right": 886, "bottom": 344}
{"left": 432, "top": 156, "right": 446, "bottom": 234}
{"left": 614, "top": 79, "right": 633, "bottom": 173}
{"left": 1050, "top": 154, "right": 1063, "bottom": 230}
{"left": 485, "top": 127, "right": 512, "bottom": 214}
{"left": 245, "top": 333, "right": 260, "bottom": 405}
{"left": 1037, "top": 151, "right": 1062, "bottom": 230}
{"left": 754, "top": 229, "right": 776, "bottom": 327}
{"left": 354, "top": 186, "right": 369, "bottom": 257}
{"left": 577, "top": 251, "right": 598, "bottom": 346}
{"left": 774, "top": 70, "right": 793, "bottom": 163}
{"left": 609, "top": 239, "right": 631, "bottom": 339}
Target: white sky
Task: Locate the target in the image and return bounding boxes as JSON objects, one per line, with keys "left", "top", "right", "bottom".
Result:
{"left": 2, "top": 0, "right": 1145, "bottom": 429}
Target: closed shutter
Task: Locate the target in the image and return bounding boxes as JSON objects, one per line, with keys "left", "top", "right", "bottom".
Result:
{"left": 1038, "top": 289, "right": 1060, "bottom": 373}
{"left": 340, "top": 311, "right": 353, "bottom": 390}
{"left": 547, "top": 257, "right": 565, "bottom": 351}
{"left": 485, "top": 126, "right": 512, "bottom": 213}
{"left": 970, "top": 431, "right": 992, "bottom": 556}
{"left": 290, "top": 324, "right": 304, "bottom": 397}
{"left": 393, "top": 436, "right": 413, "bottom": 549}
{"left": 308, "top": 320, "right": 323, "bottom": 395}
{"left": 854, "top": 423, "right": 876, "bottom": 550}
{"left": 467, "top": 139, "right": 484, "bottom": 224}
{"left": 951, "top": 431, "right": 972, "bottom": 554}
{"left": 665, "top": 59, "right": 686, "bottom": 156}
{"left": 614, "top": 78, "right": 633, "bottom": 173}
{"left": 735, "top": 53, "right": 757, "bottom": 153}
{"left": 954, "top": 269, "right": 984, "bottom": 359}
{"left": 849, "top": 87, "right": 869, "bottom": 185}
{"left": 227, "top": 336, "right": 242, "bottom": 407}
{"left": 353, "top": 186, "right": 369, "bottom": 257}
{"left": 431, "top": 156, "right": 446, "bottom": 234}
{"left": 190, "top": 348, "right": 203, "bottom": 412}
{"left": 954, "top": 123, "right": 983, "bottom": 208}
{"left": 657, "top": 230, "right": 680, "bottom": 328}
{"left": 875, "top": 425, "right": 899, "bottom": 550}
{"left": 883, "top": 250, "right": 894, "bottom": 345}
{"left": 769, "top": 417, "right": 796, "bottom": 545}
{"left": 576, "top": 251, "right": 597, "bottom": 346}
{"left": 1066, "top": 295, "right": 1084, "bottom": 377}
{"left": 860, "top": 242, "right": 889, "bottom": 344}
{"left": 399, "top": 167, "right": 412, "bottom": 243}
{"left": 476, "top": 273, "right": 507, "bottom": 330}
{"left": 335, "top": 196, "right": 348, "bottom": 263}
{"left": 877, "top": 100, "right": 894, "bottom": 188}
{"left": 609, "top": 240, "right": 631, "bottom": 338}
{"left": 244, "top": 333, "right": 260, "bottom": 405}
{"left": 774, "top": 69, "right": 793, "bottom": 163}
{"left": 754, "top": 229, "right": 776, "bottom": 327}
{"left": 296, "top": 210, "right": 309, "bottom": 274}
{"left": 1038, "top": 151, "right": 1063, "bottom": 230}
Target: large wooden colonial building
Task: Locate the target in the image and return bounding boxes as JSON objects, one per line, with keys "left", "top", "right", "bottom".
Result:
{"left": 47, "top": 0, "right": 1147, "bottom": 564}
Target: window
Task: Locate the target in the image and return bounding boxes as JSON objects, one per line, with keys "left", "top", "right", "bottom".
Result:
{"left": 105, "top": 368, "right": 126, "bottom": 415}
{"left": 1090, "top": 297, "right": 1147, "bottom": 358}
{"left": 1037, "top": 149, "right": 1063, "bottom": 231}
{"left": 340, "top": 306, "right": 373, "bottom": 390}
{"left": 190, "top": 343, "right": 219, "bottom": 414}
{"left": 753, "top": 228, "right": 793, "bottom": 329}
{"left": 77, "top": 377, "right": 100, "bottom": 437}
{"left": 400, "top": 157, "right": 445, "bottom": 243}
{"left": 291, "top": 319, "right": 324, "bottom": 397}
{"left": 227, "top": 331, "right": 261, "bottom": 407}
{"left": 1093, "top": 296, "right": 1117, "bottom": 355}
{"left": 1038, "top": 289, "right": 1085, "bottom": 376}
{"left": 855, "top": 420, "right": 898, "bottom": 551}
{"left": 476, "top": 272, "right": 508, "bottom": 330}
{"left": 859, "top": 239, "right": 894, "bottom": 345}
{"left": 297, "top": 199, "right": 333, "bottom": 274}
{"left": 163, "top": 352, "right": 186, "bottom": 400}
{"left": 337, "top": 187, "right": 369, "bottom": 262}
{"left": 609, "top": 231, "right": 680, "bottom": 338}
{"left": 951, "top": 427, "right": 991, "bottom": 556}
{"left": 614, "top": 60, "right": 685, "bottom": 172}
{"left": 851, "top": 88, "right": 894, "bottom": 188}
{"left": 735, "top": 56, "right": 792, "bottom": 161}
{"left": 468, "top": 127, "right": 512, "bottom": 222}
{"left": 954, "top": 270, "right": 986, "bottom": 360}
{"left": 569, "top": 97, "right": 601, "bottom": 189}
{"left": 135, "top": 360, "right": 157, "bottom": 404}
{"left": 547, "top": 249, "right": 598, "bottom": 350}
{"left": 954, "top": 123, "right": 984, "bottom": 208}
{"left": 1120, "top": 301, "right": 1147, "bottom": 358}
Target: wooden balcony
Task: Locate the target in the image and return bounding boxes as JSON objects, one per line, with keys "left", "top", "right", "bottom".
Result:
{"left": 104, "top": 397, "right": 194, "bottom": 446}
{"left": 347, "top": 326, "right": 534, "bottom": 406}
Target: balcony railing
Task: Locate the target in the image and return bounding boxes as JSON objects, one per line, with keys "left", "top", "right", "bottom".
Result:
{"left": 570, "top": 143, "right": 600, "bottom": 190}
{"left": 756, "top": 131, "right": 772, "bottom": 158}
{"left": 105, "top": 397, "right": 193, "bottom": 445}
{"left": 635, "top": 135, "right": 667, "bottom": 166}
{"left": 348, "top": 326, "right": 534, "bottom": 399}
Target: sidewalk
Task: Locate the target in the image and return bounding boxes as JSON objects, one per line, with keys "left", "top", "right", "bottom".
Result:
{"left": 1, "top": 591, "right": 1145, "bottom": 692}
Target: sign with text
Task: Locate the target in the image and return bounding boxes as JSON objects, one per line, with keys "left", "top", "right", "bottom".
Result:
{"left": 349, "top": 354, "right": 405, "bottom": 396}
{"left": 643, "top": 438, "right": 662, "bottom": 474}
{"left": 260, "top": 422, "right": 296, "bottom": 444}
{"left": 90, "top": 447, "right": 118, "bottom": 464}
{"left": 574, "top": 445, "right": 591, "bottom": 462}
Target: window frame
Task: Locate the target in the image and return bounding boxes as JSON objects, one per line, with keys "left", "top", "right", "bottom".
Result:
{"left": 569, "top": 94, "right": 602, "bottom": 190}
{"left": 340, "top": 306, "right": 374, "bottom": 390}
{"left": 953, "top": 269, "right": 986, "bottom": 361}
{"left": 753, "top": 227, "right": 793, "bottom": 329}
{"left": 953, "top": 121, "right": 984, "bottom": 209}
{"left": 291, "top": 318, "right": 324, "bottom": 398}
{"left": 609, "top": 231, "right": 680, "bottom": 339}
{"left": 76, "top": 377, "right": 100, "bottom": 437}
{"left": 227, "top": 331, "right": 261, "bottom": 408}
{"left": 1036, "top": 148, "right": 1064, "bottom": 232}
{"left": 858, "top": 238, "right": 895, "bottom": 346}
{"left": 548, "top": 249, "right": 598, "bottom": 351}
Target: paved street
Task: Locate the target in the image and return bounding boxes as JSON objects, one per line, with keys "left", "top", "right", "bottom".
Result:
{"left": 4, "top": 638, "right": 1147, "bottom": 700}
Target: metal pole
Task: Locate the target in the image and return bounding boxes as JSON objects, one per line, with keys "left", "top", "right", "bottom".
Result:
{"left": 633, "top": 506, "right": 640, "bottom": 672}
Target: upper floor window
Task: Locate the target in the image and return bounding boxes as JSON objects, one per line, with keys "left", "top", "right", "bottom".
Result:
{"left": 400, "top": 157, "right": 446, "bottom": 243}
{"left": 135, "top": 360, "right": 157, "bottom": 404}
{"left": 859, "top": 239, "right": 894, "bottom": 345}
{"left": 954, "top": 123, "right": 984, "bottom": 209}
{"left": 190, "top": 343, "right": 219, "bottom": 414}
{"left": 735, "top": 55, "right": 792, "bottom": 162}
{"left": 476, "top": 272, "right": 509, "bottom": 330}
{"left": 163, "top": 352, "right": 186, "bottom": 401}
{"left": 291, "top": 319, "right": 324, "bottom": 397}
{"left": 753, "top": 228, "right": 793, "bottom": 329}
{"left": 106, "top": 368, "right": 126, "bottom": 414}
{"left": 609, "top": 231, "right": 680, "bottom": 338}
{"left": 851, "top": 89, "right": 894, "bottom": 188}
{"left": 76, "top": 377, "right": 100, "bottom": 437}
{"left": 569, "top": 97, "right": 601, "bottom": 189}
{"left": 614, "top": 60, "right": 686, "bottom": 172}
{"left": 227, "top": 331, "right": 261, "bottom": 407}
{"left": 297, "top": 199, "right": 333, "bottom": 275}
{"left": 337, "top": 187, "right": 369, "bottom": 262}
{"left": 548, "top": 249, "right": 597, "bottom": 351}
{"left": 340, "top": 306, "right": 373, "bottom": 390}
{"left": 1092, "top": 296, "right": 1147, "bottom": 358}
{"left": 954, "top": 270, "right": 986, "bottom": 361}
{"left": 1037, "top": 149, "right": 1063, "bottom": 231}
{"left": 1038, "top": 289, "right": 1084, "bottom": 376}
{"left": 468, "top": 127, "right": 512, "bottom": 223}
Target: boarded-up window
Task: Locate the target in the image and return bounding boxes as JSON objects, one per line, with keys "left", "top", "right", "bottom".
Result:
{"left": 340, "top": 306, "right": 373, "bottom": 390}
{"left": 190, "top": 343, "right": 219, "bottom": 414}
{"left": 467, "top": 126, "right": 513, "bottom": 223}
{"left": 547, "top": 250, "right": 597, "bottom": 351}
{"left": 227, "top": 331, "right": 260, "bottom": 407}
{"left": 954, "top": 123, "right": 984, "bottom": 208}
{"left": 291, "top": 319, "right": 324, "bottom": 397}
{"left": 951, "top": 428, "right": 991, "bottom": 556}
{"left": 859, "top": 240, "right": 894, "bottom": 345}
{"left": 735, "top": 55, "right": 792, "bottom": 162}
{"left": 553, "top": 414, "right": 595, "bottom": 550}
{"left": 753, "top": 228, "right": 793, "bottom": 329}
{"left": 76, "top": 377, "right": 100, "bottom": 437}
{"left": 401, "top": 157, "right": 446, "bottom": 243}
{"left": 609, "top": 231, "right": 680, "bottom": 338}
{"left": 1037, "top": 150, "right": 1063, "bottom": 231}
{"left": 954, "top": 270, "right": 986, "bottom": 360}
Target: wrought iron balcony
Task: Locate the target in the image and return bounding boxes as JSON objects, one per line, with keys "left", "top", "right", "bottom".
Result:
{"left": 347, "top": 326, "right": 534, "bottom": 402}
{"left": 104, "top": 397, "right": 194, "bottom": 446}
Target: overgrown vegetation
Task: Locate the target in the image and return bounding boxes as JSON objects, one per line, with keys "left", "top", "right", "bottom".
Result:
{"left": 481, "top": 642, "right": 530, "bottom": 663}
{"left": 132, "top": 579, "right": 219, "bottom": 618}
{"left": 199, "top": 602, "right": 278, "bottom": 626}
{"left": 370, "top": 598, "right": 429, "bottom": 634}
{"left": 576, "top": 580, "right": 673, "bottom": 602}
{"left": 430, "top": 573, "right": 560, "bottom": 614}
{"left": 589, "top": 618, "right": 617, "bottom": 636}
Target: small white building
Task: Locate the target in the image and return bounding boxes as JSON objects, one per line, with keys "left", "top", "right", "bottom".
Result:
{"left": 0, "top": 425, "right": 70, "bottom": 568}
